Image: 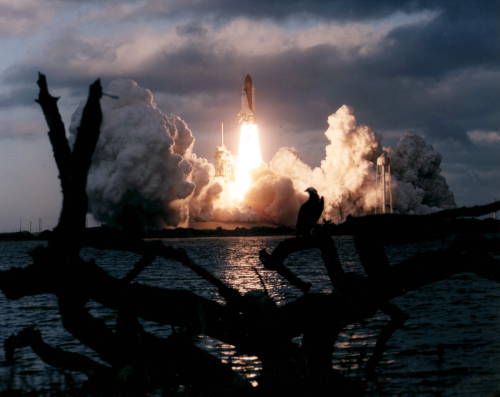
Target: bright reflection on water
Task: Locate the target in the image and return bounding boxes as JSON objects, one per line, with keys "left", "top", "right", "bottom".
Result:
{"left": 1, "top": 237, "right": 500, "bottom": 395}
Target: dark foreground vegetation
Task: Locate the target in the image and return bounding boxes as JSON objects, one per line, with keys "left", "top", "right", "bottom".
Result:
{"left": 0, "top": 76, "right": 499, "bottom": 396}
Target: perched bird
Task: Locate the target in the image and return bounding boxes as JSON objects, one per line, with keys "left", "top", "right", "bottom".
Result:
{"left": 296, "top": 187, "right": 324, "bottom": 237}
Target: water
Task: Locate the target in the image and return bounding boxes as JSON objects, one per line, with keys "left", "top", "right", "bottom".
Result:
{"left": 1, "top": 236, "right": 500, "bottom": 396}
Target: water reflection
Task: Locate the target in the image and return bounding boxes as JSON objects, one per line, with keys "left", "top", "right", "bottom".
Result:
{"left": 197, "top": 336, "right": 262, "bottom": 387}
{"left": 215, "top": 237, "right": 288, "bottom": 302}
{"left": 1, "top": 237, "right": 500, "bottom": 396}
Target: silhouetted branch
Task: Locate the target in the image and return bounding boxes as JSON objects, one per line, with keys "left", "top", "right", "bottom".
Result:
{"left": 72, "top": 79, "right": 102, "bottom": 186}
{"left": 35, "top": 73, "right": 72, "bottom": 192}
{"left": 253, "top": 266, "right": 270, "bottom": 296}
{"left": 260, "top": 250, "right": 312, "bottom": 293}
{"left": 330, "top": 201, "right": 500, "bottom": 241}
{"left": 259, "top": 232, "right": 345, "bottom": 292}
{"left": 353, "top": 234, "right": 391, "bottom": 278}
{"left": 0, "top": 263, "right": 50, "bottom": 299}
{"left": 4, "top": 327, "right": 111, "bottom": 377}
{"left": 36, "top": 74, "right": 103, "bottom": 240}
{"left": 365, "top": 302, "right": 408, "bottom": 374}
{"left": 259, "top": 238, "right": 313, "bottom": 293}
{"left": 122, "top": 253, "right": 156, "bottom": 283}
{"left": 84, "top": 237, "right": 245, "bottom": 306}
{"left": 431, "top": 200, "right": 500, "bottom": 218}
{"left": 159, "top": 245, "right": 244, "bottom": 305}
{"left": 58, "top": 295, "right": 124, "bottom": 365}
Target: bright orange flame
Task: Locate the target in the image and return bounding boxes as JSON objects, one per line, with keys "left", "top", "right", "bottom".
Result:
{"left": 231, "top": 122, "right": 262, "bottom": 200}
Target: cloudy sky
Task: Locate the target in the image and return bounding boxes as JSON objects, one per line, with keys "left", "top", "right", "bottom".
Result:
{"left": 0, "top": 0, "right": 498, "bottom": 231}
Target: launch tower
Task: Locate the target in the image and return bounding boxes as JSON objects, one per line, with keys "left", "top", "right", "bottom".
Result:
{"left": 376, "top": 152, "right": 393, "bottom": 214}
{"left": 214, "top": 122, "right": 233, "bottom": 179}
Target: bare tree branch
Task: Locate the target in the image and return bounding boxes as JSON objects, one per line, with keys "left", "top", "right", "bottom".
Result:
{"left": 4, "top": 327, "right": 111, "bottom": 377}
{"left": 35, "top": 73, "right": 72, "bottom": 192}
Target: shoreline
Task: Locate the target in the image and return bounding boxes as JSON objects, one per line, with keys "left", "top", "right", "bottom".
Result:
{"left": 2, "top": 215, "right": 498, "bottom": 243}
{"left": 0, "top": 225, "right": 296, "bottom": 242}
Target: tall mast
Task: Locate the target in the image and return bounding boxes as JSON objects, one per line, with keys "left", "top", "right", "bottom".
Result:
{"left": 221, "top": 122, "right": 224, "bottom": 146}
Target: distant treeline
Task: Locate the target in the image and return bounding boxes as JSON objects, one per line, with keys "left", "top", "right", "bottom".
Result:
{"left": 0, "top": 225, "right": 296, "bottom": 241}
{"left": 2, "top": 216, "right": 499, "bottom": 242}
{"left": 147, "top": 225, "right": 296, "bottom": 238}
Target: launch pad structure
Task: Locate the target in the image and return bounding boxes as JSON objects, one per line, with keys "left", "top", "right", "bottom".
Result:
{"left": 214, "top": 122, "right": 234, "bottom": 179}
{"left": 376, "top": 152, "right": 393, "bottom": 214}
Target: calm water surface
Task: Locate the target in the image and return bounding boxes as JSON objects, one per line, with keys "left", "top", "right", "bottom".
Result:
{"left": 1, "top": 236, "right": 499, "bottom": 396}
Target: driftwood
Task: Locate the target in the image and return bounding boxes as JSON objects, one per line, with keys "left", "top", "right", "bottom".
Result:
{"left": 0, "top": 75, "right": 499, "bottom": 396}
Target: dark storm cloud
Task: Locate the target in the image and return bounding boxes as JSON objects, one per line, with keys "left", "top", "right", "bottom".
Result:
{"left": 9, "top": 2, "right": 498, "bottom": 120}
{"left": 1, "top": 30, "right": 121, "bottom": 101}
{"left": 2, "top": 0, "right": 498, "bottom": 204}
{"left": 362, "top": 4, "right": 499, "bottom": 79}
{"left": 436, "top": 137, "right": 500, "bottom": 205}
{"left": 0, "top": 1, "right": 54, "bottom": 37}
{"left": 138, "top": 45, "right": 238, "bottom": 94}
{"left": 0, "top": 84, "right": 37, "bottom": 109}
{"left": 176, "top": 21, "right": 208, "bottom": 37}
{"left": 136, "top": 0, "right": 441, "bottom": 22}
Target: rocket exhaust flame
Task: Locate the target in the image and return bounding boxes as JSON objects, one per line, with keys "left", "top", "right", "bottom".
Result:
{"left": 230, "top": 74, "right": 263, "bottom": 201}
{"left": 231, "top": 122, "right": 263, "bottom": 200}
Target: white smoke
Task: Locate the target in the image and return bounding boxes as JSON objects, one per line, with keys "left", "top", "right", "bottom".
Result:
{"left": 70, "top": 80, "right": 454, "bottom": 229}
{"left": 69, "top": 79, "right": 217, "bottom": 229}
{"left": 238, "top": 166, "right": 304, "bottom": 226}
{"left": 188, "top": 153, "right": 223, "bottom": 221}
{"left": 268, "top": 105, "right": 383, "bottom": 222}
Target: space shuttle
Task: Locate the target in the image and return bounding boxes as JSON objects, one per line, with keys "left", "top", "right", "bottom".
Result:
{"left": 237, "top": 74, "right": 255, "bottom": 124}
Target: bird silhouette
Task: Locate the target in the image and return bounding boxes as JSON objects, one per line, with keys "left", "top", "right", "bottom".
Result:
{"left": 296, "top": 187, "right": 324, "bottom": 237}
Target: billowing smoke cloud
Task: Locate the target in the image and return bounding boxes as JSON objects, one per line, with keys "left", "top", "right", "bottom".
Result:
{"left": 69, "top": 79, "right": 219, "bottom": 229}
{"left": 390, "top": 133, "right": 455, "bottom": 213}
{"left": 71, "top": 80, "right": 454, "bottom": 229}
{"left": 266, "top": 106, "right": 455, "bottom": 220}
{"left": 269, "top": 105, "right": 383, "bottom": 222}
{"left": 188, "top": 153, "right": 223, "bottom": 221}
